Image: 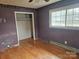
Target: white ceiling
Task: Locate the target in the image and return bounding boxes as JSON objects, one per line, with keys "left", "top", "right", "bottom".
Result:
{"left": 0, "top": 0, "right": 61, "bottom": 9}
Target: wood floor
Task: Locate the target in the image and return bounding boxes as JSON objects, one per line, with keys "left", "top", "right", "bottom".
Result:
{"left": 0, "top": 38, "right": 79, "bottom": 59}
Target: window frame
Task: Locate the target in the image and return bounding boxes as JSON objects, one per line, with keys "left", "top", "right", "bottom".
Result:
{"left": 49, "top": 3, "right": 79, "bottom": 30}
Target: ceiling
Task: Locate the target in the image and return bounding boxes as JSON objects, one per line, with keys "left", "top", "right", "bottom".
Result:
{"left": 0, "top": 0, "right": 61, "bottom": 9}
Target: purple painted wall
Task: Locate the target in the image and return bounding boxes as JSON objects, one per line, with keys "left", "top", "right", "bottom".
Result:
{"left": 37, "top": 0, "right": 79, "bottom": 49}
{"left": 0, "top": 5, "right": 36, "bottom": 51}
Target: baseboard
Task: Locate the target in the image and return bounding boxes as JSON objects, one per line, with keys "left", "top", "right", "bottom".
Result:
{"left": 13, "top": 43, "right": 19, "bottom": 47}
{"left": 13, "top": 38, "right": 38, "bottom": 47}
{"left": 49, "top": 40, "right": 79, "bottom": 53}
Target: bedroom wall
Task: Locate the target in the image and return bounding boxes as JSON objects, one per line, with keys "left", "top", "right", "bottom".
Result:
{"left": 37, "top": 0, "right": 79, "bottom": 49}
{"left": 0, "top": 4, "right": 37, "bottom": 51}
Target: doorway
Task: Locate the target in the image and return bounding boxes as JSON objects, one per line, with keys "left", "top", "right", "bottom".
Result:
{"left": 15, "top": 12, "right": 35, "bottom": 44}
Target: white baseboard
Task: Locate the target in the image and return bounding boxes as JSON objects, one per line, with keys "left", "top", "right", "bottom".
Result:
{"left": 49, "top": 40, "right": 79, "bottom": 53}
{"left": 13, "top": 43, "right": 19, "bottom": 47}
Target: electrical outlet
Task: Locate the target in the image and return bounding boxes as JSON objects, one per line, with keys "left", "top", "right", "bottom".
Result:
{"left": 65, "top": 41, "right": 67, "bottom": 44}
{"left": 7, "top": 45, "right": 10, "bottom": 48}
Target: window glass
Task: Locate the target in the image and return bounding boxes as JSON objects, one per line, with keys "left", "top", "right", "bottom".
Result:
{"left": 66, "top": 9, "right": 74, "bottom": 26}
{"left": 51, "top": 10, "right": 66, "bottom": 27}
{"left": 73, "top": 8, "right": 79, "bottom": 27}
{"left": 50, "top": 7, "right": 79, "bottom": 29}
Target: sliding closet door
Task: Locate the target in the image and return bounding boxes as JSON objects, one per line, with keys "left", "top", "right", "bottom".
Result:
{"left": 16, "top": 13, "right": 32, "bottom": 40}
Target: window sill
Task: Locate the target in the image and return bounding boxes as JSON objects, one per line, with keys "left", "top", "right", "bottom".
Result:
{"left": 50, "top": 26, "right": 79, "bottom": 31}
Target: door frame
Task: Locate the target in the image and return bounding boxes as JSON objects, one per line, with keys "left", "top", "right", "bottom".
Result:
{"left": 14, "top": 11, "right": 36, "bottom": 46}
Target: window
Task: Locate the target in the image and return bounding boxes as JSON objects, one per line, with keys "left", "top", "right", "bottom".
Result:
{"left": 49, "top": 4, "right": 79, "bottom": 29}
{"left": 51, "top": 10, "right": 66, "bottom": 27}
{"left": 66, "top": 8, "right": 79, "bottom": 27}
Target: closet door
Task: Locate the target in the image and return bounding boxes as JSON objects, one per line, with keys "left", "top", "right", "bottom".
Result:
{"left": 16, "top": 13, "right": 32, "bottom": 40}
